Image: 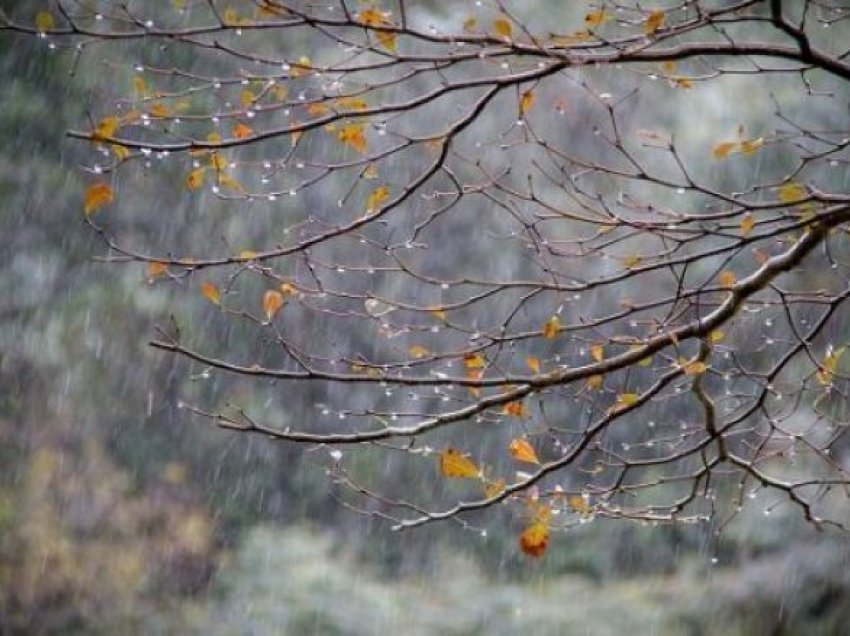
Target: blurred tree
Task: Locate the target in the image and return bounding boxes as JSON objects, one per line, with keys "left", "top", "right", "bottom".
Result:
{"left": 5, "top": 0, "right": 850, "bottom": 558}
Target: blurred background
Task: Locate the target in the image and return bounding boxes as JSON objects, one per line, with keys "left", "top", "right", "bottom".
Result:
{"left": 3, "top": 1, "right": 850, "bottom": 634}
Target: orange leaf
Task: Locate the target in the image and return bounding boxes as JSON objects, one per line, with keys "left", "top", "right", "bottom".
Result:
{"left": 740, "top": 137, "right": 764, "bottom": 156}
{"left": 584, "top": 9, "right": 611, "bottom": 27}
{"left": 439, "top": 448, "right": 480, "bottom": 479}
{"left": 146, "top": 261, "right": 168, "bottom": 280}
{"left": 509, "top": 438, "right": 540, "bottom": 464}
{"left": 337, "top": 97, "right": 369, "bottom": 111}
{"left": 503, "top": 401, "right": 529, "bottom": 418}
{"left": 93, "top": 116, "right": 120, "bottom": 141}
{"left": 232, "top": 122, "right": 253, "bottom": 139}
{"left": 201, "top": 281, "right": 221, "bottom": 305}
{"left": 493, "top": 16, "right": 513, "bottom": 38}
{"left": 148, "top": 102, "right": 170, "bottom": 118}
{"left": 542, "top": 316, "right": 561, "bottom": 340}
{"left": 338, "top": 123, "right": 367, "bottom": 154}
{"left": 186, "top": 167, "right": 205, "bottom": 191}
{"left": 83, "top": 183, "right": 113, "bottom": 217}
{"left": 525, "top": 356, "right": 541, "bottom": 374}
{"left": 644, "top": 9, "right": 665, "bottom": 34}
{"left": 519, "top": 90, "right": 535, "bottom": 117}
{"left": 718, "top": 270, "right": 736, "bottom": 288}
{"left": 587, "top": 374, "right": 604, "bottom": 390}
{"left": 263, "top": 289, "right": 285, "bottom": 321}
{"left": 519, "top": 521, "right": 549, "bottom": 558}
{"left": 712, "top": 141, "right": 737, "bottom": 160}
{"left": 590, "top": 343, "right": 604, "bottom": 363}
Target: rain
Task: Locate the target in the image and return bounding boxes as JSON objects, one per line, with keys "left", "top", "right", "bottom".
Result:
{"left": 2, "top": 1, "right": 850, "bottom": 633}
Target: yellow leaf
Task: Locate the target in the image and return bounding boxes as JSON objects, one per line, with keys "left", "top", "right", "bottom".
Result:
{"left": 509, "top": 438, "right": 540, "bottom": 465}
{"left": 590, "top": 343, "right": 604, "bottom": 363}
{"left": 376, "top": 30, "right": 397, "bottom": 52}
{"left": 542, "top": 316, "right": 561, "bottom": 340}
{"left": 218, "top": 172, "right": 245, "bottom": 193}
{"left": 585, "top": 9, "right": 611, "bottom": 27}
{"left": 718, "top": 270, "right": 736, "bottom": 288}
{"left": 484, "top": 478, "right": 505, "bottom": 498}
{"left": 210, "top": 151, "right": 228, "bottom": 172}
{"left": 644, "top": 9, "right": 665, "bottom": 34}
{"left": 464, "top": 353, "right": 486, "bottom": 369}
{"left": 35, "top": 10, "right": 55, "bottom": 33}
{"left": 519, "top": 90, "right": 535, "bottom": 117}
{"left": 201, "top": 281, "right": 221, "bottom": 305}
{"left": 622, "top": 254, "right": 642, "bottom": 270}
{"left": 94, "top": 116, "right": 120, "bottom": 141}
{"left": 111, "top": 144, "right": 130, "bottom": 161}
{"left": 365, "top": 185, "right": 390, "bottom": 212}
{"left": 712, "top": 141, "right": 737, "bottom": 160}
{"left": 660, "top": 60, "right": 677, "bottom": 74}
{"left": 290, "top": 56, "right": 312, "bottom": 78}
{"left": 83, "top": 182, "right": 113, "bottom": 217}
{"left": 133, "top": 75, "right": 147, "bottom": 96}
{"left": 280, "top": 282, "right": 299, "bottom": 297}
{"left": 674, "top": 77, "right": 694, "bottom": 89}
{"left": 503, "top": 400, "right": 529, "bottom": 418}
{"left": 680, "top": 358, "right": 708, "bottom": 376}
{"left": 263, "top": 289, "right": 285, "bottom": 321}
{"left": 466, "top": 369, "right": 483, "bottom": 397}
{"left": 709, "top": 329, "right": 725, "bottom": 343}
{"left": 817, "top": 347, "right": 845, "bottom": 386}
{"left": 740, "top": 137, "right": 764, "bottom": 156}
{"left": 429, "top": 307, "right": 447, "bottom": 321}
{"left": 519, "top": 521, "right": 549, "bottom": 558}
{"left": 338, "top": 123, "right": 367, "bottom": 154}
{"left": 146, "top": 261, "right": 168, "bottom": 280}
{"left": 587, "top": 374, "right": 604, "bottom": 390}
{"left": 186, "top": 167, "right": 205, "bottom": 191}
{"left": 493, "top": 16, "right": 513, "bottom": 38}
{"left": 223, "top": 8, "right": 239, "bottom": 25}
{"left": 614, "top": 392, "right": 639, "bottom": 409}
{"left": 568, "top": 494, "right": 593, "bottom": 516}
{"left": 363, "top": 163, "right": 379, "bottom": 179}
{"left": 462, "top": 17, "right": 477, "bottom": 32}
{"left": 740, "top": 213, "right": 755, "bottom": 237}
{"left": 271, "top": 83, "right": 288, "bottom": 102}
{"left": 439, "top": 448, "right": 480, "bottom": 479}
{"left": 778, "top": 182, "right": 807, "bottom": 203}
{"left": 238, "top": 250, "right": 258, "bottom": 260}
{"left": 525, "top": 356, "right": 541, "bottom": 374}
{"left": 207, "top": 131, "right": 223, "bottom": 144}
{"left": 239, "top": 89, "right": 256, "bottom": 108}
{"left": 408, "top": 345, "right": 430, "bottom": 359}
